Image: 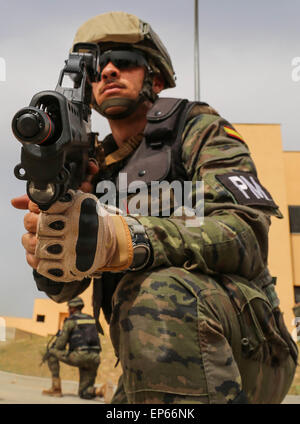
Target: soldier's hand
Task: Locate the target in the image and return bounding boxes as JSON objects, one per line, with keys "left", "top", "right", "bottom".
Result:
{"left": 11, "top": 194, "right": 40, "bottom": 269}
{"left": 80, "top": 159, "right": 99, "bottom": 193}
{"left": 27, "top": 190, "right": 134, "bottom": 282}
{"left": 11, "top": 159, "right": 99, "bottom": 271}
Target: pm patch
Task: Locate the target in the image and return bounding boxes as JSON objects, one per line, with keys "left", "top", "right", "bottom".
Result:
{"left": 216, "top": 172, "right": 278, "bottom": 208}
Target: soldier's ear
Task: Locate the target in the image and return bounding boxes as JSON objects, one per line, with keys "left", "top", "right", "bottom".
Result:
{"left": 152, "top": 74, "right": 165, "bottom": 94}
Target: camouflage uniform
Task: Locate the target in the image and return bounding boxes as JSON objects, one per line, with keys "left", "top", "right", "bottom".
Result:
{"left": 36, "top": 103, "right": 298, "bottom": 404}
{"left": 46, "top": 312, "right": 100, "bottom": 399}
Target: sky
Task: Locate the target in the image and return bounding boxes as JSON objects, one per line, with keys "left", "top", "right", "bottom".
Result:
{"left": 1, "top": 0, "right": 300, "bottom": 317}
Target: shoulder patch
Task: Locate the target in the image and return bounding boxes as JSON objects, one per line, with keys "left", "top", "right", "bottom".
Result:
{"left": 216, "top": 171, "right": 278, "bottom": 208}
{"left": 223, "top": 126, "right": 244, "bottom": 143}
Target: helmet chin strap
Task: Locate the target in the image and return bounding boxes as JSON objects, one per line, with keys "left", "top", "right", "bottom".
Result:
{"left": 94, "top": 72, "right": 158, "bottom": 120}
{"left": 94, "top": 94, "right": 146, "bottom": 120}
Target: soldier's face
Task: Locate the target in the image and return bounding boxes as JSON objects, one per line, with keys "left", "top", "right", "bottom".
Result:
{"left": 92, "top": 61, "right": 145, "bottom": 114}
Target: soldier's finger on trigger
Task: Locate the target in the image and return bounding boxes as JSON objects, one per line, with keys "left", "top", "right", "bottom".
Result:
{"left": 24, "top": 212, "right": 39, "bottom": 233}
{"left": 87, "top": 159, "right": 99, "bottom": 175}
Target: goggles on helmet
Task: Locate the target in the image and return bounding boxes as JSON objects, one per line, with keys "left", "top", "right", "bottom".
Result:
{"left": 97, "top": 49, "right": 150, "bottom": 80}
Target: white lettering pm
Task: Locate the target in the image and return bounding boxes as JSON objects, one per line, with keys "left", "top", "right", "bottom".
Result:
{"left": 229, "top": 175, "right": 271, "bottom": 200}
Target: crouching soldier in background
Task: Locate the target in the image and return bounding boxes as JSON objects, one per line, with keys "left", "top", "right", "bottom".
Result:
{"left": 42, "top": 296, "right": 101, "bottom": 399}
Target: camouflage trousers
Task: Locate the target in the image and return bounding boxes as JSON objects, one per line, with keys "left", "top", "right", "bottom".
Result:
{"left": 47, "top": 348, "right": 100, "bottom": 398}
{"left": 109, "top": 267, "right": 297, "bottom": 404}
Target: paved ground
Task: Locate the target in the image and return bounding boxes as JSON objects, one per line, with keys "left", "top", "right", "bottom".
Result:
{"left": 0, "top": 370, "right": 105, "bottom": 404}
{"left": 281, "top": 395, "right": 300, "bottom": 404}
{"left": 0, "top": 370, "right": 299, "bottom": 404}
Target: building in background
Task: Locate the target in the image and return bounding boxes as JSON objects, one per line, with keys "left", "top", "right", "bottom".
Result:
{"left": 284, "top": 152, "right": 300, "bottom": 306}
{"left": 3, "top": 284, "right": 106, "bottom": 337}
{"left": 2, "top": 122, "right": 299, "bottom": 337}
{"left": 236, "top": 123, "right": 295, "bottom": 334}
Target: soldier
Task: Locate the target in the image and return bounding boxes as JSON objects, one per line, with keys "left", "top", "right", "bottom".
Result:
{"left": 41, "top": 296, "right": 101, "bottom": 400}
{"left": 12, "top": 12, "right": 298, "bottom": 403}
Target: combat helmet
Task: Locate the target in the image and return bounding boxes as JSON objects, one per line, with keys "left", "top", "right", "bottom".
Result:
{"left": 67, "top": 297, "right": 84, "bottom": 309}
{"left": 72, "top": 11, "right": 176, "bottom": 119}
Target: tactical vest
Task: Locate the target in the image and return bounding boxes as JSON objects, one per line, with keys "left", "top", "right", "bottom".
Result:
{"left": 121, "top": 97, "right": 205, "bottom": 186}
{"left": 67, "top": 313, "right": 101, "bottom": 352}
{"left": 97, "top": 97, "right": 208, "bottom": 216}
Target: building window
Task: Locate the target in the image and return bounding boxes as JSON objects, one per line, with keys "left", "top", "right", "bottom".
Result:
{"left": 36, "top": 314, "right": 45, "bottom": 323}
{"left": 288, "top": 206, "right": 300, "bottom": 233}
{"left": 294, "top": 287, "right": 300, "bottom": 304}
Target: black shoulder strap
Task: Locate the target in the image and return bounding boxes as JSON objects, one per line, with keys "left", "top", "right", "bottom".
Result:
{"left": 119, "top": 98, "right": 210, "bottom": 187}
{"left": 144, "top": 98, "right": 187, "bottom": 148}
{"left": 144, "top": 97, "right": 208, "bottom": 149}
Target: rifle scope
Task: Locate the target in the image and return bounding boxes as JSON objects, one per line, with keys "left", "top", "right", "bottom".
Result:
{"left": 12, "top": 107, "right": 56, "bottom": 145}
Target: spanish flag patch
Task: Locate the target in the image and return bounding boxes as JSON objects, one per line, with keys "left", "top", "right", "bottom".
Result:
{"left": 223, "top": 126, "right": 244, "bottom": 143}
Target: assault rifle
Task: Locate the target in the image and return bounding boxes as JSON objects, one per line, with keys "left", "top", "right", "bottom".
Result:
{"left": 40, "top": 329, "right": 61, "bottom": 366}
{"left": 12, "top": 43, "right": 100, "bottom": 210}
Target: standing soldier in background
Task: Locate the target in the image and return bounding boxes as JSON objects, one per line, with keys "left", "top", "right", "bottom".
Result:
{"left": 12, "top": 11, "right": 298, "bottom": 403}
{"left": 42, "top": 297, "right": 101, "bottom": 400}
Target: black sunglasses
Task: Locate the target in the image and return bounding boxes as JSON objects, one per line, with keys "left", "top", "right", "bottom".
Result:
{"left": 97, "top": 50, "right": 149, "bottom": 79}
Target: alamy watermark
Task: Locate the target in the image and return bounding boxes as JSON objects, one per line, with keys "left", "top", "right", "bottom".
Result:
{"left": 291, "top": 57, "right": 300, "bottom": 82}
{"left": 0, "top": 57, "right": 6, "bottom": 82}
{"left": 0, "top": 317, "right": 6, "bottom": 342}
{"left": 95, "top": 173, "right": 204, "bottom": 227}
